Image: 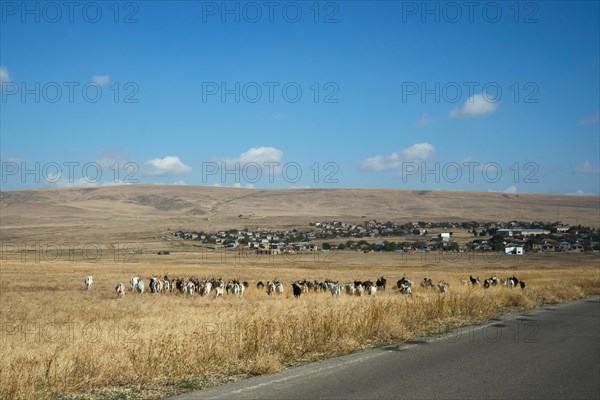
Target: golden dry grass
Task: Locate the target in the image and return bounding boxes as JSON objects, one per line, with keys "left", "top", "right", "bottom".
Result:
{"left": 1, "top": 251, "right": 599, "bottom": 400}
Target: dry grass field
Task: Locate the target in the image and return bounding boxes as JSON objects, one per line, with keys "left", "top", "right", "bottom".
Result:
{"left": 1, "top": 186, "right": 599, "bottom": 399}
{"left": 1, "top": 249, "right": 599, "bottom": 400}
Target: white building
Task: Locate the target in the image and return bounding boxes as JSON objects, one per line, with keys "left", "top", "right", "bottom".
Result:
{"left": 439, "top": 232, "right": 451, "bottom": 242}
{"left": 505, "top": 246, "right": 524, "bottom": 255}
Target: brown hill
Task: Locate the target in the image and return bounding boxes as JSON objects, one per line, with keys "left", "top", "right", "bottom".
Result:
{"left": 0, "top": 185, "right": 598, "bottom": 242}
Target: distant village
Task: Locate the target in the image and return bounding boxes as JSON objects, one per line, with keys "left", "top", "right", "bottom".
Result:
{"left": 165, "top": 220, "right": 600, "bottom": 255}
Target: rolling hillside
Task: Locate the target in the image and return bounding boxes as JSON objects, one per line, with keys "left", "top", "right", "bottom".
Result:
{"left": 0, "top": 185, "right": 598, "bottom": 242}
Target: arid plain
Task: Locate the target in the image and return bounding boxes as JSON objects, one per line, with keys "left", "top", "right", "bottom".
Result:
{"left": 1, "top": 186, "right": 599, "bottom": 399}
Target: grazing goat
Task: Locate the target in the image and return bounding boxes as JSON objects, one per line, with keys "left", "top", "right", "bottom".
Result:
{"left": 519, "top": 281, "right": 526, "bottom": 289}
{"left": 84, "top": 276, "right": 93, "bottom": 291}
{"left": 376, "top": 276, "right": 387, "bottom": 291}
{"left": 135, "top": 280, "right": 145, "bottom": 294}
{"left": 175, "top": 278, "right": 186, "bottom": 293}
{"left": 397, "top": 277, "right": 413, "bottom": 289}
{"left": 185, "top": 281, "right": 195, "bottom": 295}
{"left": 344, "top": 283, "right": 355, "bottom": 295}
{"left": 399, "top": 284, "right": 412, "bottom": 295}
{"left": 355, "top": 284, "right": 365, "bottom": 297}
{"left": 130, "top": 276, "right": 140, "bottom": 292}
{"left": 469, "top": 275, "right": 480, "bottom": 285}
{"left": 150, "top": 277, "right": 162, "bottom": 293}
{"left": 115, "top": 283, "right": 125, "bottom": 298}
{"left": 292, "top": 282, "right": 303, "bottom": 299}
{"left": 362, "top": 280, "right": 374, "bottom": 290}
{"left": 420, "top": 278, "right": 433, "bottom": 289}
{"left": 328, "top": 282, "right": 341, "bottom": 297}
{"left": 213, "top": 279, "right": 225, "bottom": 299}
{"left": 202, "top": 280, "right": 213, "bottom": 296}
{"left": 226, "top": 280, "right": 244, "bottom": 295}
{"left": 257, "top": 281, "right": 265, "bottom": 289}
{"left": 301, "top": 282, "right": 309, "bottom": 294}
{"left": 368, "top": 285, "right": 377, "bottom": 296}
{"left": 437, "top": 281, "right": 449, "bottom": 293}
{"left": 274, "top": 281, "right": 284, "bottom": 295}
{"left": 483, "top": 276, "right": 499, "bottom": 289}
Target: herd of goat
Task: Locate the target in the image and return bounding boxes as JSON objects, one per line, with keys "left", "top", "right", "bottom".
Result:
{"left": 82, "top": 274, "right": 526, "bottom": 299}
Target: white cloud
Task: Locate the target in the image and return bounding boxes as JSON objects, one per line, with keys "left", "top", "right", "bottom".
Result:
{"left": 46, "top": 172, "right": 95, "bottom": 188}
{"left": 232, "top": 182, "right": 255, "bottom": 189}
{"left": 360, "top": 143, "right": 435, "bottom": 171}
{"left": 565, "top": 190, "right": 593, "bottom": 196}
{"left": 574, "top": 161, "right": 600, "bottom": 174}
{"left": 579, "top": 114, "right": 599, "bottom": 126}
{"left": 207, "top": 147, "right": 284, "bottom": 187}
{"left": 153, "top": 180, "right": 188, "bottom": 186}
{"left": 402, "top": 143, "right": 435, "bottom": 160}
{"left": 103, "top": 180, "right": 131, "bottom": 186}
{"left": 0, "top": 66, "right": 11, "bottom": 86}
{"left": 274, "top": 113, "right": 286, "bottom": 120}
{"left": 91, "top": 75, "right": 110, "bottom": 86}
{"left": 414, "top": 113, "right": 432, "bottom": 127}
{"left": 45, "top": 172, "right": 131, "bottom": 188}
{"left": 227, "top": 147, "right": 283, "bottom": 164}
{"left": 211, "top": 183, "right": 255, "bottom": 189}
{"left": 503, "top": 185, "right": 518, "bottom": 194}
{"left": 143, "top": 156, "right": 192, "bottom": 177}
{"left": 449, "top": 94, "right": 498, "bottom": 118}
{"left": 0, "top": 155, "right": 23, "bottom": 163}
{"left": 488, "top": 185, "right": 518, "bottom": 194}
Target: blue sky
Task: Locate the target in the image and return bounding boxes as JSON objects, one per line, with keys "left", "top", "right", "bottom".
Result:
{"left": 1, "top": 1, "right": 599, "bottom": 195}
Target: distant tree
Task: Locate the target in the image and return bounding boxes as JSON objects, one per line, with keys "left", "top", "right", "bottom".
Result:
{"left": 384, "top": 241, "right": 397, "bottom": 251}
{"left": 337, "top": 243, "right": 346, "bottom": 250}
{"left": 447, "top": 242, "right": 460, "bottom": 251}
{"left": 322, "top": 242, "right": 331, "bottom": 250}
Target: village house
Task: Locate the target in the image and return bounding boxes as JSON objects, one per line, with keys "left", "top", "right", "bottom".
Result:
{"left": 505, "top": 245, "right": 524, "bottom": 255}
{"left": 497, "top": 228, "right": 551, "bottom": 237}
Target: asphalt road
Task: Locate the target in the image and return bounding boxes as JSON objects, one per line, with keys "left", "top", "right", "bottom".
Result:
{"left": 170, "top": 297, "right": 600, "bottom": 400}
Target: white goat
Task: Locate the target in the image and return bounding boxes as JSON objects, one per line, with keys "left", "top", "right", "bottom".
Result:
{"left": 135, "top": 280, "right": 145, "bottom": 294}
{"left": 274, "top": 281, "right": 284, "bottom": 295}
{"left": 130, "top": 276, "right": 140, "bottom": 292}
{"left": 84, "top": 276, "right": 93, "bottom": 290}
